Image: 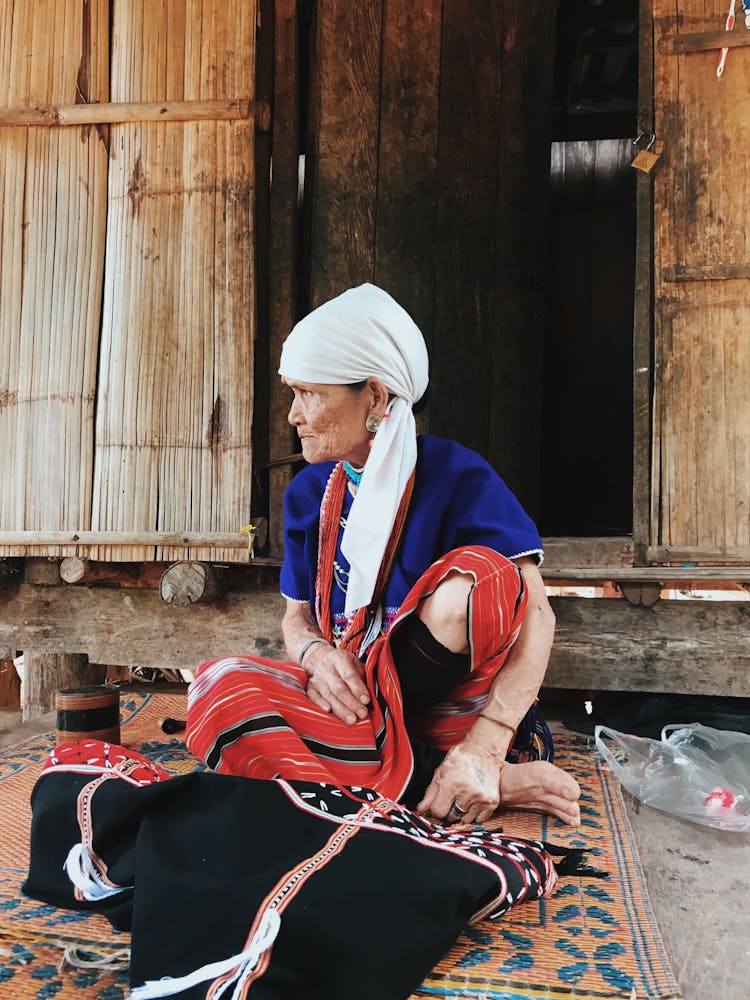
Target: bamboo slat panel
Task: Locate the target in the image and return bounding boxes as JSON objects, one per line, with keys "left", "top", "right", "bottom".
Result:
{"left": 0, "top": 0, "right": 109, "bottom": 558}
{"left": 652, "top": 2, "right": 750, "bottom": 556}
{"left": 91, "top": 0, "right": 256, "bottom": 562}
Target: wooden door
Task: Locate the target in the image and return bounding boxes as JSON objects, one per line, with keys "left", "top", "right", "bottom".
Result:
{"left": 651, "top": 2, "right": 750, "bottom": 563}
{"left": 305, "top": 0, "right": 556, "bottom": 518}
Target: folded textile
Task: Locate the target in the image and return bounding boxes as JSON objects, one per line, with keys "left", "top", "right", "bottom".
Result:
{"left": 24, "top": 741, "right": 589, "bottom": 1000}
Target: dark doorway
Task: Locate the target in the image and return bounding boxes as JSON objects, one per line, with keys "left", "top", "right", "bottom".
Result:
{"left": 539, "top": 0, "right": 638, "bottom": 536}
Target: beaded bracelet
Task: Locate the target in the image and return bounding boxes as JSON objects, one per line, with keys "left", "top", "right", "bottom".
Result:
{"left": 296, "top": 636, "right": 330, "bottom": 666}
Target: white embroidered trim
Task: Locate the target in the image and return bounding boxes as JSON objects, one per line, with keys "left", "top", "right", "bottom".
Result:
{"left": 64, "top": 843, "right": 131, "bottom": 901}
{"left": 510, "top": 548, "right": 544, "bottom": 566}
{"left": 130, "top": 907, "right": 281, "bottom": 999}
{"left": 280, "top": 591, "right": 309, "bottom": 604}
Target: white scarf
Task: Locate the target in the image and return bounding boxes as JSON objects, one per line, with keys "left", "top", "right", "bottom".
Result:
{"left": 278, "top": 284, "right": 429, "bottom": 615}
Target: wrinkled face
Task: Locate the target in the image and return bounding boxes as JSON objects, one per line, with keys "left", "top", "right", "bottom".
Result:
{"left": 283, "top": 378, "right": 373, "bottom": 466}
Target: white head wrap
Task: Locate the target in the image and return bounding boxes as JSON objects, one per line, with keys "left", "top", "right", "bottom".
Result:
{"left": 279, "top": 283, "right": 429, "bottom": 616}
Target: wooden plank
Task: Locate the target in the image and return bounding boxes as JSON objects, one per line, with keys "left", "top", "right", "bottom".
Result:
{"left": 542, "top": 536, "right": 635, "bottom": 569}
{"left": 267, "top": 0, "right": 300, "bottom": 557}
{"left": 0, "top": 98, "right": 255, "bottom": 126}
{"left": 251, "top": 0, "right": 274, "bottom": 558}
{"left": 648, "top": 545, "right": 750, "bottom": 566}
{"left": 547, "top": 596, "right": 750, "bottom": 697}
{"left": 374, "top": 0, "right": 441, "bottom": 367}
{"left": 0, "top": 0, "right": 109, "bottom": 558}
{"left": 0, "top": 584, "right": 287, "bottom": 669}
{"left": 660, "top": 30, "right": 750, "bottom": 55}
{"left": 662, "top": 263, "right": 750, "bottom": 282}
{"left": 22, "top": 652, "right": 104, "bottom": 720}
{"left": 1, "top": 584, "right": 748, "bottom": 696}
{"left": 429, "top": 0, "right": 503, "bottom": 463}
{"left": 633, "top": 0, "right": 655, "bottom": 564}
{"left": 487, "top": 0, "right": 556, "bottom": 518}
{"left": 92, "top": 0, "right": 257, "bottom": 563}
{"left": 651, "top": 0, "right": 750, "bottom": 558}
{"left": 651, "top": 296, "right": 750, "bottom": 551}
{"left": 544, "top": 567, "right": 750, "bottom": 582}
{"left": 307, "top": 0, "right": 382, "bottom": 307}
{"left": 0, "top": 529, "right": 262, "bottom": 549}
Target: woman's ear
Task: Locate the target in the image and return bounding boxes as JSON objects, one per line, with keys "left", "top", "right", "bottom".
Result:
{"left": 367, "top": 377, "right": 390, "bottom": 415}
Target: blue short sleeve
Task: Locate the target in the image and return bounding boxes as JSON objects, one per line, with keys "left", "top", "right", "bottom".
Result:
{"left": 406, "top": 437, "right": 543, "bottom": 567}
{"left": 279, "top": 463, "right": 333, "bottom": 603}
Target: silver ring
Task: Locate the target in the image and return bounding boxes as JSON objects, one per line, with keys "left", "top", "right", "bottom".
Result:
{"left": 450, "top": 800, "right": 468, "bottom": 817}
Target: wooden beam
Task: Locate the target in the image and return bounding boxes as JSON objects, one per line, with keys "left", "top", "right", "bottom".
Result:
{"left": 648, "top": 545, "right": 750, "bottom": 566}
{"left": 22, "top": 652, "right": 105, "bottom": 720}
{"left": 267, "top": 0, "right": 301, "bottom": 557}
{"left": 662, "top": 263, "right": 750, "bottom": 282}
{"left": 0, "top": 524, "right": 267, "bottom": 551}
{"left": 0, "top": 584, "right": 287, "bottom": 670}
{"left": 0, "top": 98, "right": 262, "bottom": 127}
{"left": 543, "top": 566, "right": 750, "bottom": 582}
{"left": 547, "top": 596, "right": 750, "bottom": 696}
{"left": 1, "top": 584, "right": 748, "bottom": 697}
{"left": 633, "top": 0, "right": 655, "bottom": 564}
{"left": 660, "top": 30, "right": 750, "bottom": 55}
{"left": 541, "top": 536, "right": 634, "bottom": 569}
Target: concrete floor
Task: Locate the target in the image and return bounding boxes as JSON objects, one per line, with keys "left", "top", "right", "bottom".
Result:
{"left": 2, "top": 708, "right": 748, "bottom": 1000}
{"left": 544, "top": 692, "right": 750, "bottom": 1000}
{"left": 623, "top": 791, "right": 750, "bottom": 1000}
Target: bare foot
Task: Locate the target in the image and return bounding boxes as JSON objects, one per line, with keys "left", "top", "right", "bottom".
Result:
{"left": 497, "top": 760, "right": 581, "bottom": 826}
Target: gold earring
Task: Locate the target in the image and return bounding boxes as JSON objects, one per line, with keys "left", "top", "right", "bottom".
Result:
{"left": 365, "top": 415, "right": 382, "bottom": 433}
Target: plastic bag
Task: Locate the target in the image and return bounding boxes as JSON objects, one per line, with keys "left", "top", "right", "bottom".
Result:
{"left": 595, "top": 723, "right": 750, "bottom": 832}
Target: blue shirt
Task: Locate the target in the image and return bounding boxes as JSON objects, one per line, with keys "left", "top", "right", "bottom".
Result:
{"left": 280, "top": 435, "right": 543, "bottom": 636}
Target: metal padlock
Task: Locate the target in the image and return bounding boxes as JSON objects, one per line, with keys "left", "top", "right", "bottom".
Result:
{"left": 631, "top": 134, "right": 662, "bottom": 175}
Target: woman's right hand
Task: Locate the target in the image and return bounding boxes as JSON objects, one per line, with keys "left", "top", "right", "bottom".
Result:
{"left": 304, "top": 644, "right": 371, "bottom": 725}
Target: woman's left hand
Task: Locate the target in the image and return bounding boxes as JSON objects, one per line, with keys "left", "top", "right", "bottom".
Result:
{"left": 415, "top": 741, "right": 502, "bottom": 825}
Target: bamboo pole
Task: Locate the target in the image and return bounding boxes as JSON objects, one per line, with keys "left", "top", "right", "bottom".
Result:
{"left": 0, "top": 529, "right": 263, "bottom": 547}
{"left": 0, "top": 97, "right": 258, "bottom": 127}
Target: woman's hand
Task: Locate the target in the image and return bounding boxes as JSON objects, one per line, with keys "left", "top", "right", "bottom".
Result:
{"left": 416, "top": 742, "right": 502, "bottom": 825}
{"left": 417, "top": 739, "right": 582, "bottom": 826}
{"left": 304, "top": 644, "right": 371, "bottom": 725}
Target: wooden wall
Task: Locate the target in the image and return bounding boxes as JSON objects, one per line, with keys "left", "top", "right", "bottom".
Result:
{"left": 651, "top": 2, "right": 750, "bottom": 563}
{"left": 0, "top": 0, "right": 257, "bottom": 562}
{"left": 304, "top": 0, "right": 557, "bottom": 518}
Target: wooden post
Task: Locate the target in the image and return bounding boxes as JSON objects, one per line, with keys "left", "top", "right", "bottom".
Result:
{"left": 159, "top": 562, "right": 226, "bottom": 606}
{"left": 22, "top": 652, "right": 103, "bottom": 721}
{"left": 60, "top": 557, "right": 88, "bottom": 584}
{"left": 268, "top": 0, "right": 301, "bottom": 558}
{"left": 633, "top": 0, "right": 655, "bottom": 564}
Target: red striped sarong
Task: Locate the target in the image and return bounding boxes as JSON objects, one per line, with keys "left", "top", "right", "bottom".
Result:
{"left": 186, "top": 546, "right": 527, "bottom": 801}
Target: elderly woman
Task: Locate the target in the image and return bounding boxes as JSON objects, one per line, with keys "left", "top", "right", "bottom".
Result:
{"left": 187, "top": 284, "right": 580, "bottom": 826}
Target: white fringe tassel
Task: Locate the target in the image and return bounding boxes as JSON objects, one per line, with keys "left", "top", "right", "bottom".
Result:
{"left": 60, "top": 946, "right": 131, "bottom": 973}
{"left": 129, "top": 907, "right": 281, "bottom": 1000}
{"left": 63, "top": 843, "right": 131, "bottom": 901}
